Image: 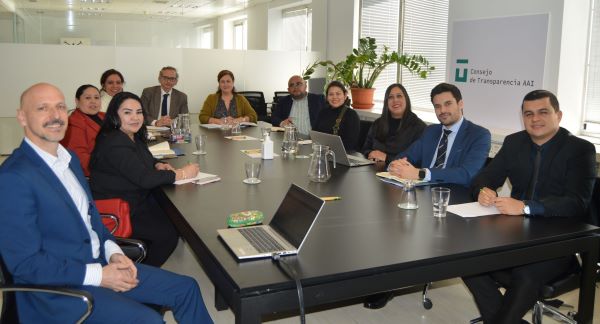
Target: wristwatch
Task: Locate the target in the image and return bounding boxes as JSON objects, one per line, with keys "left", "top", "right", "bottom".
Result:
{"left": 418, "top": 168, "right": 426, "bottom": 180}
{"left": 522, "top": 202, "right": 531, "bottom": 215}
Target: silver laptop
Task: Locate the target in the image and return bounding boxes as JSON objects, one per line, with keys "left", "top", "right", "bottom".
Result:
{"left": 309, "top": 131, "right": 375, "bottom": 167}
{"left": 217, "top": 184, "right": 325, "bottom": 260}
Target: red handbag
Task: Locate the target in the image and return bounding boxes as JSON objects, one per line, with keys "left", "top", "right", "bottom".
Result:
{"left": 95, "top": 198, "right": 132, "bottom": 238}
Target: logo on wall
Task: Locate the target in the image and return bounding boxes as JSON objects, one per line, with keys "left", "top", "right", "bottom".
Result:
{"left": 454, "top": 59, "right": 469, "bottom": 82}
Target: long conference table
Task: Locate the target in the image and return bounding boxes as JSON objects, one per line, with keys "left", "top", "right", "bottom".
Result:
{"left": 155, "top": 124, "right": 600, "bottom": 324}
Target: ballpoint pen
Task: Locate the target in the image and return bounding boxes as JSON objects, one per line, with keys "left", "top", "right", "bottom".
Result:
{"left": 321, "top": 196, "right": 341, "bottom": 201}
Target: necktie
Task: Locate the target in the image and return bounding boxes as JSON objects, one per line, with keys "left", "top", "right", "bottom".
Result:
{"left": 526, "top": 147, "right": 542, "bottom": 200}
{"left": 161, "top": 93, "right": 169, "bottom": 117}
{"left": 433, "top": 129, "right": 452, "bottom": 168}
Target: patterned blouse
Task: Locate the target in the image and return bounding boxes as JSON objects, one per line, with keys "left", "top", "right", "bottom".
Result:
{"left": 214, "top": 97, "right": 238, "bottom": 119}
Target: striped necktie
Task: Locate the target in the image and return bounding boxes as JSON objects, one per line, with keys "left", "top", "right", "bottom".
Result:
{"left": 433, "top": 129, "right": 452, "bottom": 168}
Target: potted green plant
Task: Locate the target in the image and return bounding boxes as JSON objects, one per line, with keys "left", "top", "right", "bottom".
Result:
{"left": 303, "top": 37, "right": 434, "bottom": 109}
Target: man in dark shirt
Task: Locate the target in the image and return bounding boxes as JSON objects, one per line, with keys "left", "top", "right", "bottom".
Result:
{"left": 463, "top": 89, "right": 596, "bottom": 324}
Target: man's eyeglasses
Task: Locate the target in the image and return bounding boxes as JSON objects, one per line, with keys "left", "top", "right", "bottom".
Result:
{"left": 288, "top": 81, "right": 304, "bottom": 88}
{"left": 161, "top": 76, "right": 178, "bottom": 82}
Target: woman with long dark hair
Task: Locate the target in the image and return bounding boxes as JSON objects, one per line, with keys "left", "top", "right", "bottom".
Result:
{"left": 314, "top": 80, "right": 361, "bottom": 151}
{"left": 362, "top": 83, "right": 426, "bottom": 164}
{"left": 90, "top": 92, "right": 199, "bottom": 266}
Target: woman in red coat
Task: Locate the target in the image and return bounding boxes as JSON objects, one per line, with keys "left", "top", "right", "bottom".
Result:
{"left": 61, "top": 84, "right": 105, "bottom": 176}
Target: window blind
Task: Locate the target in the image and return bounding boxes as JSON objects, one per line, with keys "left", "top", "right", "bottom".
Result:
{"left": 400, "top": 0, "right": 449, "bottom": 112}
{"left": 283, "top": 7, "right": 312, "bottom": 51}
{"left": 584, "top": 0, "right": 600, "bottom": 130}
{"left": 359, "top": 0, "right": 400, "bottom": 102}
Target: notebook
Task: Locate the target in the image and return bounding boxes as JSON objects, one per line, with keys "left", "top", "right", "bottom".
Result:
{"left": 217, "top": 184, "right": 325, "bottom": 260}
{"left": 309, "top": 131, "right": 375, "bottom": 167}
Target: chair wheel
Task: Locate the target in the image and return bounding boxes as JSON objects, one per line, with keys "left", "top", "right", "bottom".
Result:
{"left": 423, "top": 297, "right": 433, "bottom": 309}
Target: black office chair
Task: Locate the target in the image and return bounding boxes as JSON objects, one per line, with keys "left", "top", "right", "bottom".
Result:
{"left": 273, "top": 91, "right": 290, "bottom": 104}
{"left": 0, "top": 257, "right": 94, "bottom": 324}
{"left": 356, "top": 119, "right": 373, "bottom": 152}
{"left": 468, "top": 259, "right": 581, "bottom": 324}
{"left": 238, "top": 91, "right": 269, "bottom": 122}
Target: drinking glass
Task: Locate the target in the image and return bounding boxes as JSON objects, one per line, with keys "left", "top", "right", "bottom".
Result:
{"left": 243, "top": 162, "right": 262, "bottom": 184}
{"left": 431, "top": 187, "right": 451, "bottom": 217}
{"left": 231, "top": 121, "right": 242, "bottom": 135}
{"left": 194, "top": 134, "right": 207, "bottom": 155}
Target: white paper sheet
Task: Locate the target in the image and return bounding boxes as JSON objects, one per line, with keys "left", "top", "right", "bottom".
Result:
{"left": 199, "top": 124, "right": 222, "bottom": 129}
{"left": 447, "top": 202, "right": 500, "bottom": 218}
{"left": 174, "top": 172, "right": 220, "bottom": 185}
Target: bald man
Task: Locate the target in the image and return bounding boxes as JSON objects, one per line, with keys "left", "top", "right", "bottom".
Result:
{"left": 271, "top": 75, "right": 326, "bottom": 135}
{"left": 0, "top": 83, "right": 213, "bottom": 323}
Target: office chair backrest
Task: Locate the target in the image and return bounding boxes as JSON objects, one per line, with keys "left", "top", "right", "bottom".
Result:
{"left": 586, "top": 178, "right": 600, "bottom": 226}
{"left": 273, "top": 91, "right": 290, "bottom": 104}
{"left": 0, "top": 256, "right": 19, "bottom": 324}
{"left": 357, "top": 119, "right": 373, "bottom": 151}
{"left": 238, "top": 91, "right": 267, "bottom": 120}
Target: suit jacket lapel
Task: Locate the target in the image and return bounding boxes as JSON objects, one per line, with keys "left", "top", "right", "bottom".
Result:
{"left": 539, "top": 128, "right": 567, "bottom": 182}
{"left": 153, "top": 86, "right": 162, "bottom": 119}
{"left": 424, "top": 124, "right": 442, "bottom": 166}
{"left": 446, "top": 121, "right": 467, "bottom": 167}
{"left": 20, "top": 141, "right": 86, "bottom": 221}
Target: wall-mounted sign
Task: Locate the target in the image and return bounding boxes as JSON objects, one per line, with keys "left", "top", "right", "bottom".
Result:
{"left": 449, "top": 14, "right": 549, "bottom": 133}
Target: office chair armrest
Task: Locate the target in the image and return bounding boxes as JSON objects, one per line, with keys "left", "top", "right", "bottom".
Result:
{"left": 0, "top": 285, "right": 93, "bottom": 324}
{"left": 114, "top": 237, "right": 147, "bottom": 263}
{"left": 100, "top": 213, "right": 119, "bottom": 235}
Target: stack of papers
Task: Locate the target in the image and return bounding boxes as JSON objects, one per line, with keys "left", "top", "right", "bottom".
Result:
{"left": 146, "top": 125, "right": 170, "bottom": 132}
{"left": 199, "top": 124, "right": 222, "bottom": 129}
{"left": 174, "top": 172, "right": 221, "bottom": 185}
{"left": 375, "top": 172, "right": 429, "bottom": 187}
{"left": 149, "top": 141, "right": 176, "bottom": 158}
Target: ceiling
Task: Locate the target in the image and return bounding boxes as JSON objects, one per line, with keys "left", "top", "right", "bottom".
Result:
{"left": 2, "top": 0, "right": 272, "bottom": 21}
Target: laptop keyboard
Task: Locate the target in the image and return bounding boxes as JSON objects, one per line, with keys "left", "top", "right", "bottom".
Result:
{"left": 238, "top": 227, "right": 285, "bottom": 253}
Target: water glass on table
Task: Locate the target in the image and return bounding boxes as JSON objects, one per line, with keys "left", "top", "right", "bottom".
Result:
{"left": 431, "top": 187, "right": 451, "bottom": 217}
{"left": 243, "top": 161, "right": 262, "bottom": 184}
{"left": 193, "top": 134, "right": 207, "bottom": 155}
{"left": 231, "top": 121, "right": 242, "bottom": 135}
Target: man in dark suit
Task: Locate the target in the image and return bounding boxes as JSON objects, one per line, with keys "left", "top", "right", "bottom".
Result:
{"left": 141, "top": 66, "right": 189, "bottom": 127}
{"left": 270, "top": 75, "right": 326, "bottom": 135}
{"left": 463, "top": 90, "right": 596, "bottom": 324}
{"left": 388, "top": 82, "right": 491, "bottom": 186}
{"left": 0, "top": 83, "right": 212, "bottom": 323}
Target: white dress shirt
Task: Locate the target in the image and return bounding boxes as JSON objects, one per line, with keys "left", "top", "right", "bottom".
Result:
{"left": 25, "top": 138, "right": 123, "bottom": 286}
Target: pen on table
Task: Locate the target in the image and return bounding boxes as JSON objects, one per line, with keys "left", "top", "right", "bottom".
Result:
{"left": 321, "top": 196, "right": 341, "bottom": 201}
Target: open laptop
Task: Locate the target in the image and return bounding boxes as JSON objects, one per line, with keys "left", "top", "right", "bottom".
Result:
{"left": 309, "top": 130, "right": 375, "bottom": 167}
{"left": 217, "top": 184, "right": 325, "bottom": 260}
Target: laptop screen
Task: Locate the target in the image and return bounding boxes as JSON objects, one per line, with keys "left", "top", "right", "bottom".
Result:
{"left": 270, "top": 184, "right": 324, "bottom": 248}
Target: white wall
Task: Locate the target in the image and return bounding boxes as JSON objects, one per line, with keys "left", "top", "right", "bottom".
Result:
{"left": 324, "top": 0, "right": 359, "bottom": 63}
{"left": 449, "top": 0, "right": 591, "bottom": 134}
{"left": 247, "top": 2, "right": 269, "bottom": 50}
{"left": 0, "top": 43, "right": 322, "bottom": 117}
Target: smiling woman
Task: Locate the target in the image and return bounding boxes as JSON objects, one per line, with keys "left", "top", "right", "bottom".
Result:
{"left": 313, "top": 80, "right": 361, "bottom": 151}
{"left": 89, "top": 92, "right": 199, "bottom": 267}
{"left": 60, "top": 84, "right": 104, "bottom": 176}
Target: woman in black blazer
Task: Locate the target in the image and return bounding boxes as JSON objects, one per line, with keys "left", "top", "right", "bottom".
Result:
{"left": 361, "top": 83, "right": 426, "bottom": 164}
{"left": 90, "top": 92, "right": 199, "bottom": 267}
